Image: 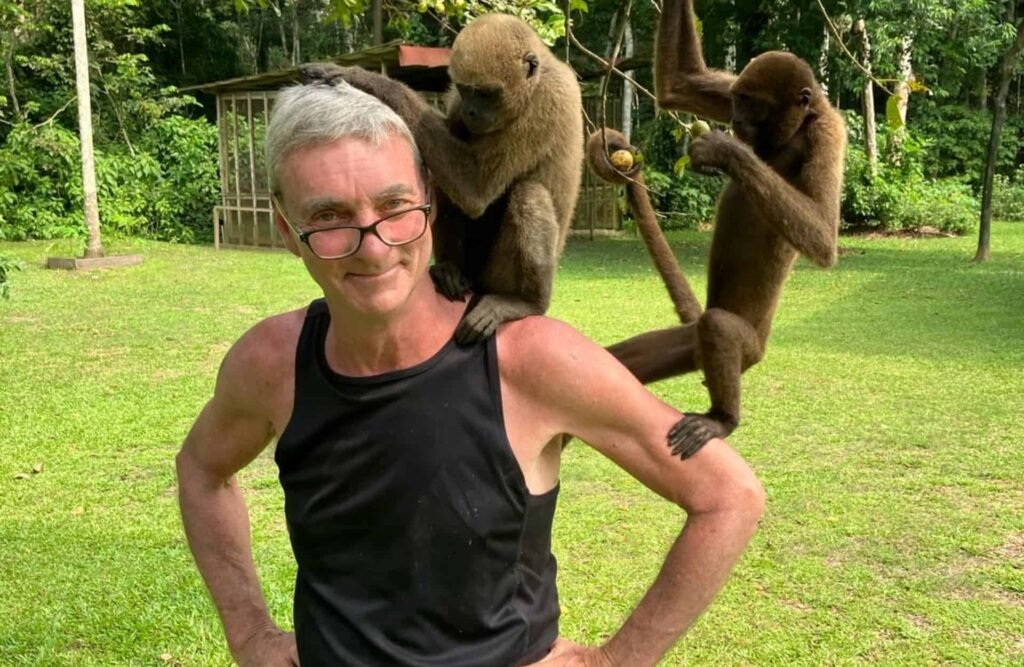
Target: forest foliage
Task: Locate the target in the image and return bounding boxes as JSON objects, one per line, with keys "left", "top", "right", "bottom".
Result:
{"left": 2, "top": 0, "right": 1024, "bottom": 245}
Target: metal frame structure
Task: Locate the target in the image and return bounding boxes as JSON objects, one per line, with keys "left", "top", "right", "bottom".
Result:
{"left": 189, "top": 43, "right": 623, "bottom": 251}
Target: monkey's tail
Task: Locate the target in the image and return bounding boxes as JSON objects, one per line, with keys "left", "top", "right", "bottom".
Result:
{"left": 586, "top": 128, "right": 703, "bottom": 326}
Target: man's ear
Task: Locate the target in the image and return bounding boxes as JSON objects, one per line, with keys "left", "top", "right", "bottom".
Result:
{"left": 272, "top": 204, "right": 302, "bottom": 257}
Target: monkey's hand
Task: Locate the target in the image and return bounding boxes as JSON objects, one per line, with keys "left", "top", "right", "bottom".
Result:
{"left": 667, "top": 411, "right": 737, "bottom": 459}
{"left": 429, "top": 262, "right": 472, "bottom": 301}
{"left": 302, "top": 63, "right": 429, "bottom": 119}
{"left": 688, "top": 130, "right": 742, "bottom": 176}
{"left": 455, "top": 295, "right": 543, "bottom": 345}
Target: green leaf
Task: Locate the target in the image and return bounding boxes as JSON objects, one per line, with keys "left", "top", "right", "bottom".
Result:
{"left": 886, "top": 94, "right": 906, "bottom": 131}
{"left": 674, "top": 155, "right": 690, "bottom": 178}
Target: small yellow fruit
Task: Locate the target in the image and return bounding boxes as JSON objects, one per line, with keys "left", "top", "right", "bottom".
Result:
{"left": 690, "top": 120, "right": 712, "bottom": 138}
{"left": 610, "top": 149, "right": 635, "bottom": 171}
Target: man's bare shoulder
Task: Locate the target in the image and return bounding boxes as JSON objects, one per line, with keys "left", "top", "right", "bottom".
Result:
{"left": 224, "top": 307, "right": 306, "bottom": 377}
{"left": 215, "top": 306, "right": 307, "bottom": 423}
{"left": 495, "top": 315, "right": 616, "bottom": 388}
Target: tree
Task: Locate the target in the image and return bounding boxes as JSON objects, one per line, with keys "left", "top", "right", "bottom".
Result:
{"left": 71, "top": 0, "right": 103, "bottom": 258}
{"left": 977, "top": 1, "right": 1024, "bottom": 262}
{"left": 853, "top": 18, "right": 878, "bottom": 178}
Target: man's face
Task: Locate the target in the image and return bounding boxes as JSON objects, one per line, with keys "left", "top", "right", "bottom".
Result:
{"left": 274, "top": 135, "right": 433, "bottom": 318}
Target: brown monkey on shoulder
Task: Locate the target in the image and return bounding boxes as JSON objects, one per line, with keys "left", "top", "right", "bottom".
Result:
{"left": 602, "top": 0, "right": 846, "bottom": 460}
{"left": 301, "top": 14, "right": 583, "bottom": 344}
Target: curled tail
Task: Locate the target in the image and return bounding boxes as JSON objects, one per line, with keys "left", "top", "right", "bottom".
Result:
{"left": 586, "top": 128, "right": 703, "bottom": 325}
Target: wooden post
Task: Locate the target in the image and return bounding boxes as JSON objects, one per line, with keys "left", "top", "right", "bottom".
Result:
{"left": 216, "top": 94, "right": 228, "bottom": 248}
{"left": 71, "top": 0, "right": 103, "bottom": 258}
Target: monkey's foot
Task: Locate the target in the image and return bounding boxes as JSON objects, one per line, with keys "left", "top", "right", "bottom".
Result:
{"left": 667, "top": 412, "right": 736, "bottom": 460}
{"left": 430, "top": 263, "right": 472, "bottom": 301}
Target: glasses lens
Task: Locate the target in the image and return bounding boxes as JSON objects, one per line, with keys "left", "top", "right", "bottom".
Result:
{"left": 377, "top": 209, "right": 428, "bottom": 246}
{"left": 307, "top": 227, "right": 361, "bottom": 259}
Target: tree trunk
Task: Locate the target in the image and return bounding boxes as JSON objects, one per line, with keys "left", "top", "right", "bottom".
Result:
{"left": 887, "top": 34, "right": 913, "bottom": 163}
{"left": 175, "top": 0, "right": 186, "bottom": 75}
{"left": 977, "top": 14, "right": 1024, "bottom": 262}
{"left": 372, "top": 0, "right": 383, "bottom": 46}
{"left": 854, "top": 19, "right": 878, "bottom": 178}
{"left": 291, "top": 0, "right": 300, "bottom": 66}
{"left": 818, "top": 25, "right": 830, "bottom": 97}
{"left": 71, "top": 0, "right": 103, "bottom": 259}
{"left": 4, "top": 33, "right": 21, "bottom": 120}
{"left": 621, "top": 17, "right": 634, "bottom": 143}
{"left": 277, "top": 5, "right": 288, "bottom": 62}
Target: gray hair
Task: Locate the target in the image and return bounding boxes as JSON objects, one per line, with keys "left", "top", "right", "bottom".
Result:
{"left": 265, "top": 80, "right": 421, "bottom": 197}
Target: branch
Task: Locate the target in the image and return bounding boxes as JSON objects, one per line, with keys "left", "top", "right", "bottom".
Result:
{"left": 600, "top": 1, "right": 634, "bottom": 151}
{"left": 33, "top": 95, "right": 77, "bottom": 129}
{"left": 815, "top": 0, "right": 894, "bottom": 96}
{"left": 565, "top": 22, "right": 657, "bottom": 104}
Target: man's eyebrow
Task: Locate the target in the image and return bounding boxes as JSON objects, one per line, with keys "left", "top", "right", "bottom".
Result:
{"left": 299, "top": 197, "right": 354, "bottom": 217}
{"left": 298, "top": 185, "right": 419, "bottom": 217}
{"left": 371, "top": 184, "right": 418, "bottom": 201}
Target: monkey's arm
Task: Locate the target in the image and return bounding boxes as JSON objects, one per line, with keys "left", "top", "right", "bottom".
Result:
{"left": 693, "top": 132, "right": 841, "bottom": 267}
{"left": 318, "top": 65, "right": 516, "bottom": 216}
{"left": 410, "top": 123, "right": 527, "bottom": 219}
{"left": 656, "top": 0, "right": 735, "bottom": 123}
{"left": 301, "top": 63, "right": 434, "bottom": 121}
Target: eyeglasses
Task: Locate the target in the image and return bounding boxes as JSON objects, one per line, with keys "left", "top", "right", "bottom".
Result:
{"left": 273, "top": 196, "right": 431, "bottom": 260}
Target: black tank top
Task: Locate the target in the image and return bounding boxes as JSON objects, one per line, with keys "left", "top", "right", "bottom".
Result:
{"left": 275, "top": 299, "right": 560, "bottom": 667}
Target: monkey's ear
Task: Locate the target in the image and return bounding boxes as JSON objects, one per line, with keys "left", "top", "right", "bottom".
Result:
{"left": 524, "top": 52, "right": 540, "bottom": 78}
{"left": 798, "top": 87, "right": 813, "bottom": 107}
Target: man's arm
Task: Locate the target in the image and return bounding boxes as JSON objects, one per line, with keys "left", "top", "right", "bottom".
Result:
{"left": 176, "top": 323, "right": 299, "bottom": 666}
{"left": 501, "top": 318, "right": 765, "bottom": 667}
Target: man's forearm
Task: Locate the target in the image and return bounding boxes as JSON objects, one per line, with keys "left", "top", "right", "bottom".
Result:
{"left": 601, "top": 505, "right": 762, "bottom": 666}
{"left": 177, "top": 453, "right": 275, "bottom": 652}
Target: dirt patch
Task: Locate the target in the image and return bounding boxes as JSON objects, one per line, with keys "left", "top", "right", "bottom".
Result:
{"left": 995, "top": 533, "right": 1024, "bottom": 565}
{"left": 782, "top": 599, "right": 813, "bottom": 613}
{"left": 854, "top": 225, "right": 957, "bottom": 240}
{"left": 906, "top": 614, "right": 933, "bottom": 631}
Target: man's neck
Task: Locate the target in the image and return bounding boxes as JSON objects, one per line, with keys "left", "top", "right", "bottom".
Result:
{"left": 321, "top": 280, "right": 466, "bottom": 377}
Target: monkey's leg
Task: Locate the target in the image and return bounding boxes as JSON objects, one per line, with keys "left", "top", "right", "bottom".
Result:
{"left": 668, "top": 308, "right": 764, "bottom": 459}
{"left": 605, "top": 324, "right": 700, "bottom": 384}
{"left": 430, "top": 263, "right": 472, "bottom": 301}
{"left": 430, "top": 200, "right": 473, "bottom": 300}
{"left": 456, "top": 183, "right": 558, "bottom": 344}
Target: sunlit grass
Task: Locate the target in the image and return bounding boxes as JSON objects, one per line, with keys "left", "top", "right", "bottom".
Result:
{"left": 1, "top": 224, "right": 1022, "bottom": 665}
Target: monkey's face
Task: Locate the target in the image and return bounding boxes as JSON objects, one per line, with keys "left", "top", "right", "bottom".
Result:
{"left": 732, "top": 52, "right": 816, "bottom": 156}
{"left": 454, "top": 84, "right": 506, "bottom": 135}
{"left": 448, "top": 14, "right": 543, "bottom": 135}
{"left": 273, "top": 135, "right": 435, "bottom": 318}
{"left": 731, "top": 90, "right": 811, "bottom": 157}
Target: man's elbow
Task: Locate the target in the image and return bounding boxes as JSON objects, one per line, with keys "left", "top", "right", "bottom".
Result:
{"left": 713, "top": 469, "right": 766, "bottom": 532}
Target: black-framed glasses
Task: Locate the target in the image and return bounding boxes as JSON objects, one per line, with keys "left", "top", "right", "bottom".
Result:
{"left": 274, "top": 195, "right": 431, "bottom": 260}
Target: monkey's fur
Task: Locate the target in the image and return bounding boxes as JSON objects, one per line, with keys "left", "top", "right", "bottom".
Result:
{"left": 600, "top": 0, "right": 846, "bottom": 459}
{"left": 302, "top": 14, "right": 583, "bottom": 343}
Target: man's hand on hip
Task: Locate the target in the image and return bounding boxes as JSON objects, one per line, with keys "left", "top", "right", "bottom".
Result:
{"left": 523, "top": 638, "right": 615, "bottom": 667}
{"left": 232, "top": 626, "right": 299, "bottom": 667}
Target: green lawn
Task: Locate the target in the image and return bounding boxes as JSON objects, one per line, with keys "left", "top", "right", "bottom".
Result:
{"left": 1, "top": 225, "right": 1022, "bottom": 666}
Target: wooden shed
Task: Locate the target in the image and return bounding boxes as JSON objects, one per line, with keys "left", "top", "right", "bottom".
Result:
{"left": 186, "top": 41, "right": 621, "bottom": 251}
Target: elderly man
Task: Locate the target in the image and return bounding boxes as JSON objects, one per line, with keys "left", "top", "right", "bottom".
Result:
{"left": 176, "top": 80, "right": 764, "bottom": 667}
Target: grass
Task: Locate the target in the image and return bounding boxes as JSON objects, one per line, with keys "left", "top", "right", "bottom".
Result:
{"left": 1, "top": 225, "right": 1022, "bottom": 666}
